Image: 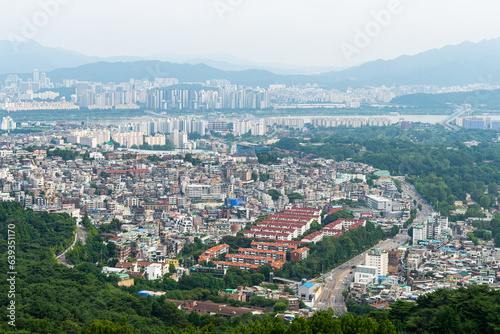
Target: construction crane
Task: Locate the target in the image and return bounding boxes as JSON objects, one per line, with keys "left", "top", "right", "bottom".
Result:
{"left": 31, "top": 159, "right": 55, "bottom": 208}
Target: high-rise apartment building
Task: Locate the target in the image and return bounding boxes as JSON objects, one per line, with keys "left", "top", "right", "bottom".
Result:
{"left": 365, "top": 248, "right": 388, "bottom": 276}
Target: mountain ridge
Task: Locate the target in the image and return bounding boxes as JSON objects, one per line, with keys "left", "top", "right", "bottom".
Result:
{"left": 3, "top": 38, "right": 500, "bottom": 89}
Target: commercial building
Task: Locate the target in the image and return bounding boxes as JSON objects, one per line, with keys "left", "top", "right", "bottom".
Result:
{"left": 365, "top": 249, "right": 388, "bottom": 276}
{"left": 207, "top": 121, "right": 228, "bottom": 132}
{"left": 354, "top": 265, "right": 378, "bottom": 285}
{"left": 298, "top": 281, "right": 316, "bottom": 301}
{"left": 365, "top": 194, "right": 393, "bottom": 212}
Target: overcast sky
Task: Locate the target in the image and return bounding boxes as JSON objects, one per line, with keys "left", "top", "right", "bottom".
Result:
{"left": 1, "top": 0, "right": 500, "bottom": 67}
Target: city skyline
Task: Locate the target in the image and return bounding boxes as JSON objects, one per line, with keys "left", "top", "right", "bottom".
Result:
{"left": 4, "top": 68, "right": 500, "bottom": 113}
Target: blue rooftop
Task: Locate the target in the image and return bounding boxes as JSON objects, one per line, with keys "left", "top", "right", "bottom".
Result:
{"left": 301, "top": 282, "right": 314, "bottom": 288}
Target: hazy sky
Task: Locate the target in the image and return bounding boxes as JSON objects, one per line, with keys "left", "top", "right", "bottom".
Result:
{"left": 1, "top": 0, "right": 500, "bottom": 67}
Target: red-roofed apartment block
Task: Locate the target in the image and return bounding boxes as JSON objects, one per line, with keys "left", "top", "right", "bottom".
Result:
{"left": 198, "top": 244, "right": 230, "bottom": 263}
{"left": 291, "top": 247, "right": 310, "bottom": 263}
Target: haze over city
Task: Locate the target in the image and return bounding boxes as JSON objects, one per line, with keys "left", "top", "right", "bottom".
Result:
{"left": 1, "top": 0, "right": 500, "bottom": 67}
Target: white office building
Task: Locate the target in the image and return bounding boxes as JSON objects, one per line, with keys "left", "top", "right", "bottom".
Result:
{"left": 365, "top": 249, "right": 388, "bottom": 276}
{"left": 412, "top": 224, "right": 427, "bottom": 244}
{"left": 365, "top": 194, "right": 393, "bottom": 212}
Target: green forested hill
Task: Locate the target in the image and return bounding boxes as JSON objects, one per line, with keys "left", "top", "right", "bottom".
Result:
{"left": 381, "top": 285, "right": 500, "bottom": 334}
{"left": 391, "top": 89, "right": 500, "bottom": 108}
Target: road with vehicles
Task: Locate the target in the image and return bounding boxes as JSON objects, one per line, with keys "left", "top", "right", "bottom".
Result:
{"left": 315, "top": 177, "right": 433, "bottom": 315}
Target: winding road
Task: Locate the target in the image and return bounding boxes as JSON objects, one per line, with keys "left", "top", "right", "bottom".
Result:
{"left": 55, "top": 225, "right": 88, "bottom": 267}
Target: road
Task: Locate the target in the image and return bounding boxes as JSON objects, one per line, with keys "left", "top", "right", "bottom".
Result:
{"left": 315, "top": 232, "right": 410, "bottom": 314}
{"left": 77, "top": 225, "right": 88, "bottom": 244}
{"left": 55, "top": 225, "right": 87, "bottom": 267}
{"left": 397, "top": 177, "right": 434, "bottom": 226}
{"left": 315, "top": 177, "right": 433, "bottom": 315}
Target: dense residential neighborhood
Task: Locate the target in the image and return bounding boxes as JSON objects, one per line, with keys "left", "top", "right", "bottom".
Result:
{"left": 1, "top": 120, "right": 499, "bottom": 323}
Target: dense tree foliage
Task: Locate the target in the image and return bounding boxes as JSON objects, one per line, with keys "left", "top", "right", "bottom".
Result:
{"left": 488, "top": 215, "right": 500, "bottom": 247}
{"left": 346, "top": 298, "right": 377, "bottom": 316}
{"left": 259, "top": 173, "right": 270, "bottom": 181}
{"left": 257, "top": 152, "right": 279, "bottom": 165}
{"left": 221, "top": 235, "right": 253, "bottom": 252}
{"left": 47, "top": 148, "right": 79, "bottom": 161}
{"left": 380, "top": 285, "right": 500, "bottom": 334}
{"left": 139, "top": 142, "right": 175, "bottom": 151}
{"left": 0, "top": 202, "right": 75, "bottom": 256}
{"left": 287, "top": 193, "right": 305, "bottom": 201}
{"left": 98, "top": 218, "right": 123, "bottom": 234}
{"left": 267, "top": 189, "right": 283, "bottom": 201}
{"left": 66, "top": 214, "right": 116, "bottom": 265}
{"left": 323, "top": 210, "right": 354, "bottom": 225}
{"left": 183, "top": 153, "right": 203, "bottom": 165}
{"left": 277, "top": 222, "right": 384, "bottom": 280}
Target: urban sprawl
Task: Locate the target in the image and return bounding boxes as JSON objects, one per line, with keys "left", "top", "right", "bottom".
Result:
{"left": 0, "top": 115, "right": 498, "bottom": 319}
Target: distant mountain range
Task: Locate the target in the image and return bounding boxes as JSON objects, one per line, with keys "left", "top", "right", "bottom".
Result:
{"left": 3, "top": 38, "right": 500, "bottom": 89}
{"left": 0, "top": 40, "right": 340, "bottom": 76}
{"left": 145, "top": 52, "right": 344, "bottom": 74}
{"left": 0, "top": 40, "right": 140, "bottom": 74}
{"left": 45, "top": 61, "right": 285, "bottom": 87}
{"left": 330, "top": 38, "right": 500, "bottom": 87}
